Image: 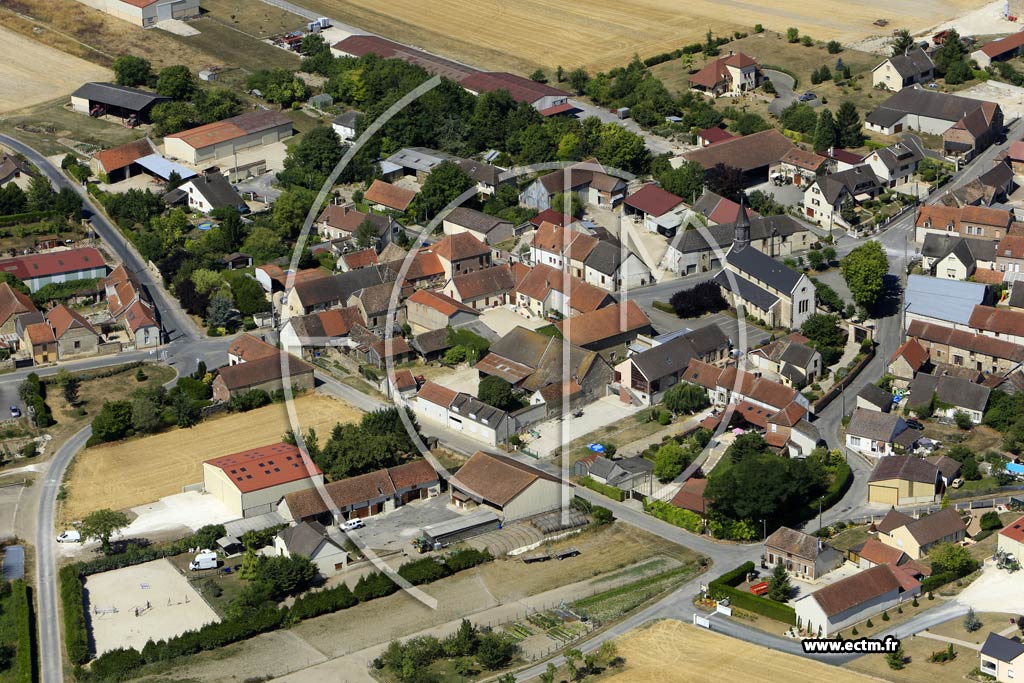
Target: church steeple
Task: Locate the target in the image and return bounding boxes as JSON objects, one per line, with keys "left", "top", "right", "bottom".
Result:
{"left": 734, "top": 193, "right": 750, "bottom": 251}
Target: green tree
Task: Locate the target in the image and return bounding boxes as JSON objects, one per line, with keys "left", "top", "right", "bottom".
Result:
{"left": 813, "top": 108, "right": 839, "bottom": 152}
{"left": 194, "top": 88, "right": 243, "bottom": 124}
{"left": 596, "top": 123, "right": 649, "bottom": 174}
{"left": 476, "top": 632, "right": 516, "bottom": 670}
{"left": 890, "top": 29, "right": 915, "bottom": 56}
{"left": 206, "top": 293, "right": 236, "bottom": 329}
{"left": 26, "top": 176, "right": 55, "bottom": 212}
{"left": 413, "top": 161, "right": 472, "bottom": 221}
{"left": 840, "top": 240, "right": 888, "bottom": 311}
{"left": 478, "top": 376, "right": 515, "bottom": 410}
{"left": 886, "top": 645, "right": 906, "bottom": 669}
{"left": 529, "top": 68, "right": 548, "bottom": 83}
{"left": 277, "top": 126, "right": 344, "bottom": 190}
{"left": 964, "top": 607, "right": 982, "bottom": 632}
{"left": 731, "top": 112, "right": 770, "bottom": 135}
{"left": 112, "top": 55, "right": 153, "bottom": 87}
{"left": 80, "top": 508, "right": 130, "bottom": 554}
{"left": 156, "top": 65, "right": 197, "bottom": 101}
{"left": 172, "top": 390, "right": 200, "bottom": 428}
{"left": 945, "top": 59, "right": 972, "bottom": 85}
{"left": 767, "top": 562, "right": 792, "bottom": 601}
{"left": 779, "top": 102, "right": 819, "bottom": 135}
{"left": 933, "top": 29, "right": 967, "bottom": 77}
{"left": 931, "top": 541, "right": 977, "bottom": 576}
{"left": 726, "top": 432, "right": 769, "bottom": 463}
{"left": 827, "top": 40, "right": 843, "bottom": 54}
{"left": 835, "top": 101, "right": 863, "bottom": 148}
{"left": 657, "top": 160, "right": 705, "bottom": 202}
{"left": 92, "top": 400, "right": 134, "bottom": 442}
{"left": 787, "top": 27, "right": 800, "bottom": 43}
{"left": 663, "top": 382, "right": 709, "bottom": 414}
{"left": 551, "top": 190, "right": 584, "bottom": 218}
{"left": 231, "top": 276, "right": 270, "bottom": 316}
{"left": 131, "top": 396, "right": 161, "bottom": 435}
{"left": 801, "top": 313, "right": 846, "bottom": 363}
{"left": 654, "top": 441, "right": 690, "bottom": 481}
{"left": 242, "top": 226, "right": 285, "bottom": 263}
{"left": 354, "top": 219, "right": 379, "bottom": 249}
{"left": 150, "top": 100, "right": 199, "bottom": 136}
{"left": 980, "top": 510, "right": 1004, "bottom": 531}
{"left": 272, "top": 187, "right": 317, "bottom": 239}
{"left": 567, "top": 67, "right": 590, "bottom": 94}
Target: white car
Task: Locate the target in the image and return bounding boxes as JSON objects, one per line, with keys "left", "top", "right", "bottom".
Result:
{"left": 56, "top": 530, "right": 81, "bottom": 543}
{"left": 341, "top": 519, "right": 365, "bottom": 531}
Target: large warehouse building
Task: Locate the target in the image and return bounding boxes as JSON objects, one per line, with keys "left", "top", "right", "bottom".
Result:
{"left": 72, "top": 0, "right": 200, "bottom": 27}
{"left": 0, "top": 247, "right": 109, "bottom": 293}
{"left": 203, "top": 442, "right": 324, "bottom": 518}
{"left": 163, "top": 110, "right": 293, "bottom": 165}
{"left": 70, "top": 82, "right": 169, "bottom": 125}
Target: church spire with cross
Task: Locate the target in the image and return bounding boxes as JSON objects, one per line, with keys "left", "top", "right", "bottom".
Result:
{"left": 733, "top": 193, "right": 750, "bottom": 252}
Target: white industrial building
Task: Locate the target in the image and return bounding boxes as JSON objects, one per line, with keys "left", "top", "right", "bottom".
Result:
{"left": 164, "top": 110, "right": 293, "bottom": 165}
{"left": 72, "top": 0, "right": 200, "bottom": 27}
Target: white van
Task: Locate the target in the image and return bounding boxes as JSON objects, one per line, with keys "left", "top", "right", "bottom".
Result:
{"left": 56, "top": 530, "right": 81, "bottom": 543}
{"left": 189, "top": 551, "right": 218, "bottom": 571}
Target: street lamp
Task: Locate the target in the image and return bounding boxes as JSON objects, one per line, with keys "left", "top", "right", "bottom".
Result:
{"left": 760, "top": 518, "right": 766, "bottom": 541}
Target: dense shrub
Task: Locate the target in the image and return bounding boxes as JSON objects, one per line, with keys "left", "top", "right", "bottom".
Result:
{"left": 443, "top": 547, "right": 493, "bottom": 573}
{"left": 577, "top": 476, "right": 625, "bottom": 501}
{"left": 228, "top": 389, "right": 272, "bottom": 412}
{"left": 289, "top": 583, "right": 358, "bottom": 620}
{"left": 644, "top": 500, "right": 702, "bottom": 532}
{"left": 59, "top": 565, "right": 89, "bottom": 665}
{"left": 12, "top": 580, "right": 34, "bottom": 683}
{"left": 353, "top": 571, "right": 399, "bottom": 601}
{"left": 398, "top": 558, "right": 450, "bottom": 585}
{"left": 709, "top": 562, "right": 796, "bottom": 624}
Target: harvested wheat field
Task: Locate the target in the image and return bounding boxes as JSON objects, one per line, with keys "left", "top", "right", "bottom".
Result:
{"left": 0, "top": 25, "right": 108, "bottom": 114}
{"left": 604, "top": 620, "right": 880, "bottom": 683}
{"left": 295, "top": 0, "right": 988, "bottom": 72}
{"left": 63, "top": 394, "right": 359, "bottom": 519}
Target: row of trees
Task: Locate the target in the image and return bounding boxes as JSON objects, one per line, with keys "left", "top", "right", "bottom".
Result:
{"left": 375, "top": 619, "right": 519, "bottom": 683}
{"left": 777, "top": 101, "right": 863, "bottom": 151}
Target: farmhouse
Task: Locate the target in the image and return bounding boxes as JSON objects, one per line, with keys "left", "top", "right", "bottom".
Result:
{"left": 92, "top": 138, "right": 155, "bottom": 183}
{"left": 46, "top": 305, "right": 99, "bottom": 359}
{"left": 682, "top": 359, "right": 809, "bottom": 420}
{"left": 364, "top": 179, "right": 416, "bottom": 213}
{"left": 845, "top": 408, "right": 916, "bottom": 456}
{"left": 582, "top": 240, "right": 652, "bottom": 291}
{"left": 907, "top": 372, "right": 991, "bottom": 424}
{"left": 317, "top": 204, "right": 396, "bottom": 245}
{"left": 746, "top": 333, "right": 822, "bottom": 389}
{"left": 331, "top": 111, "right": 360, "bottom": 141}
{"left": 442, "top": 207, "right": 514, "bottom": 245}
{"left": 449, "top": 451, "right": 568, "bottom": 520}
{"left": 793, "top": 564, "right": 920, "bottom": 637}
{"left": 275, "top": 521, "right": 348, "bottom": 577}
{"left": 203, "top": 442, "right": 324, "bottom": 518}
{"left": 282, "top": 460, "right": 439, "bottom": 524}
{"left": 697, "top": 126, "right": 735, "bottom": 146}
{"left": 887, "top": 337, "right": 931, "bottom": 388}
{"left": 997, "top": 515, "right": 1024, "bottom": 562}
{"left": 871, "top": 48, "right": 935, "bottom": 91}
{"left": 614, "top": 324, "right": 730, "bottom": 406}
{"left": 520, "top": 160, "right": 626, "bottom": 211}
{"left": 802, "top": 165, "right": 884, "bottom": 228}
{"left": 212, "top": 342, "right": 315, "bottom": 402}
{"left": 972, "top": 31, "right": 1024, "bottom": 68}
{"left": 554, "top": 301, "right": 652, "bottom": 351}
{"left": 670, "top": 477, "right": 710, "bottom": 515}
{"left": 774, "top": 147, "right": 828, "bottom": 186}
{"left": 284, "top": 267, "right": 391, "bottom": 317}
{"left": 680, "top": 129, "right": 795, "bottom": 186}
{"left": 411, "top": 381, "right": 512, "bottom": 447}
{"left": 0, "top": 247, "right": 108, "bottom": 293}
{"left": 163, "top": 110, "right": 293, "bottom": 165}
{"left": 0, "top": 283, "right": 36, "bottom": 336}
{"left": 865, "top": 87, "right": 1003, "bottom": 161}
{"left": 915, "top": 205, "right": 1012, "bottom": 243}
{"left": 22, "top": 322, "right": 56, "bottom": 365}
{"left": 863, "top": 141, "right": 924, "bottom": 188}
{"left": 921, "top": 234, "right": 996, "bottom": 280}
{"left": 876, "top": 506, "right": 968, "bottom": 559}
{"left": 622, "top": 183, "right": 685, "bottom": 232}
{"left": 857, "top": 383, "right": 893, "bottom": 413}
{"left": 712, "top": 202, "right": 816, "bottom": 329}
{"left": 979, "top": 632, "right": 1024, "bottom": 683}
{"left": 996, "top": 234, "right": 1024, "bottom": 275}
{"left": 70, "top": 82, "right": 169, "bottom": 124}
{"left": 405, "top": 288, "right": 480, "bottom": 333}
{"left": 867, "top": 456, "right": 941, "bottom": 505}
{"left": 105, "top": 265, "right": 159, "bottom": 348}
{"left": 175, "top": 172, "right": 247, "bottom": 215}
{"left": 72, "top": 0, "right": 200, "bottom": 27}
{"left": 432, "top": 232, "right": 492, "bottom": 279}
{"left": 442, "top": 264, "right": 516, "bottom": 309}
{"left": 764, "top": 526, "right": 842, "bottom": 582}
{"left": 969, "top": 304, "right": 1024, "bottom": 344}
{"left": 849, "top": 537, "right": 932, "bottom": 578}
{"left": 687, "top": 51, "right": 762, "bottom": 96}
{"left": 514, "top": 263, "right": 614, "bottom": 318}
{"left": 665, "top": 213, "right": 812, "bottom": 276}
{"left": 907, "top": 319, "right": 1024, "bottom": 375}
{"left": 279, "top": 307, "right": 365, "bottom": 357}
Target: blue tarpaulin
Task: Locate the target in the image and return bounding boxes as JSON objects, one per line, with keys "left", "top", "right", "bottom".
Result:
{"left": 588, "top": 444, "right": 605, "bottom": 453}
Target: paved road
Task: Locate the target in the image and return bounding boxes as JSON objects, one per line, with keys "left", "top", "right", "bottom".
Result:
{"left": 765, "top": 70, "right": 796, "bottom": 118}
{"left": 928, "top": 116, "right": 1024, "bottom": 202}
{"left": 0, "top": 135, "right": 199, "bottom": 346}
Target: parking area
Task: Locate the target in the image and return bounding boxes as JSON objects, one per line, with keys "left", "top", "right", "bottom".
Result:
{"left": 84, "top": 558, "right": 219, "bottom": 656}
{"left": 522, "top": 395, "right": 643, "bottom": 458}
{"left": 0, "top": 484, "right": 24, "bottom": 541}
{"left": 350, "top": 494, "right": 460, "bottom": 552}
{"left": 959, "top": 81, "right": 1024, "bottom": 121}
{"left": 478, "top": 307, "right": 548, "bottom": 337}
{"left": 956, "top": 564, "right": 1024, "bottom": 613}
{"left": 748, "top": 179, "right": 806, "bottom": 209}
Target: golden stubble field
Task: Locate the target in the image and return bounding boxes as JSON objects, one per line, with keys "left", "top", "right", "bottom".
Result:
{"left": 605, "top": 620, "right": 883, "bottom": 683}
{"left": 62, "top": 394, "right": 360, "bottom": 519}
{"left": 295, "top": 0, "right": 989, "bottom": 72}
{"left": 0, "top": 25, "right": 109, "bottom": 114}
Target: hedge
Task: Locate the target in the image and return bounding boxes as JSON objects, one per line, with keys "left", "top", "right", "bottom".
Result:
{"left": 12, "top": 580, "right": 34, "bottom": 683}
{"left": 289, "top": 583, "right": 358, "bottom": 621}
{"left": 798, "top": 461, "right": 852, "bottom": 522}
{"left": 921, "top": 571, "right": 959, "bottom": 593}
{"left": 709, "top": 561, "right": 796, "bottom": 624}
{"left": 0, "top": 209, "right": 55, "bottom": 227}
{"left": 59, "top": 565, "right": 90, "bottom": 665}
{"left": 644, "top": 500, "right": 702, "bottom": 532}
{"left": 578, "top": 476, "right": 625, "bottom": 502}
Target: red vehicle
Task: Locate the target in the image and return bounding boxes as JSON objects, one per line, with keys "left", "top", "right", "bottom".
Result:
{"left": 749, "top": 581, "right": 769, "bottom": 596}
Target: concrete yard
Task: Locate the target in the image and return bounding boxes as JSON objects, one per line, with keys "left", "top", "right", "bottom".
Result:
{"left": 477, "top": 307, "right": 548, "bottom": 337}
{"left": 85, "top": 558, "right": 220, "bottom": 656}
{"left": 348, "top": 494, "right": 459, "bottom": 552}
{"left": 523, "top": 395, "right": 643, "bottom": 459}
{"left": 958, "top": 81, "right": 1024, "bottom": 122}
{"left": 429, "top": 366, "right": 479, "bottom": 396}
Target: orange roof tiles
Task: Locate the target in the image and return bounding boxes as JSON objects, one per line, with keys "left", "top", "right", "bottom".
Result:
{"left": 165, "top": 110, "right": 291, "bottom": 149}
{"left": 46, "top": 304, "right": 96, "bottom": 338}
{"left": 205, "top": 442, "right": 321, "bottom": 494}
{"left": 555, "top": 301, "right": 650, "bottom": 346}
{"left": 432, "top": 232, "right": 489, "bottom": 262}
{"left": 407, "top": 288, "right": 477, "bottom": 317}
{"left": 93, "top": 138, "right": 154, "bottom": 173}
{"left": 999, "top": 515, "right": 1024, "bottom": 544}
{"left": 25, "top": 322, "right": 55, "bottom": 345}
{"left": 364, "top": 180, "right": 416, "bottom": 211}
{"left": 0, "top": 282, "right": 35, "bottom": 326}
{"left": 342, "top": 248, "right": 379, "bottom": 270}
{"left": 889, "top": 337, "right": 930, "bottom": 372}
{"left": 414, "top": 380, "right": 458, "bottom": 408}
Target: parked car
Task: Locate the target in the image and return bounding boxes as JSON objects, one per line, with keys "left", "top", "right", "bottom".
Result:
{"left": 56, "top": 530, "right": 81, "bottom": 543}
{"left": 341, "top": 519, "right": 365, "bottom": 531}
{"left": 950, "top": 478, "right": 964, "bottom": 489}
{"left": 9, "top": 405, "right": 20, "bottom": 418}
{"left": 905, "top": 419, "right": 925, "bottom": 430}
{"left": 799, "top": 92, "right": 817, "bottom": 102}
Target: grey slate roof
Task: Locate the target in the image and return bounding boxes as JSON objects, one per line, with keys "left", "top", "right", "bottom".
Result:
{"left": 979, "top": 159, "right": 1014, "bottom": 190}
{"left": 412, "top": 328, "right": 451, "bottom": 355}
{"left": 921, "top": 234, "right": 996, "bottom": 267}
{"left": 449, "top": 392, "right": 508, "bottom": 428}
{"left": 981, "top": 633, "right": 1024, "bottom": 663}
{"left": 724, "top": 243, "right": 803, "bottom": 294}
{"left": 459, "top": 159, "right": 505, "bottom": 186}
{"left": 630, "top": 326, "right": 727, "bottom": 382}
{"left": 779, "top": 339, "right": 817, "bottom": 368}
{"left": 386, "top": 147, "right": 461, "bottom": 173}
{"left": 187, "top": 173, "right": 246, "bottom": 211}
{"left": 858, "top": 383, "right": 893, "bottom": 411}
{"left": 885, "top": 48, "right": 935, "bottom": 78}
{"left": 867, "top": 86, "right": 991, "bottom": 128}
{"left": 904, "top": 275, "right": 989, "bottom": 325}
{"left": 847, "top": 407, "right": 907, "bottom": 442}
{"left": 71, "top": 82, "right": 169, "bottom": 111}
{"left": 686, "top": 324, "right": 730, "bottom": 356}
{"left": 815, "top": 165, "right": 883, "bottom": 205}
{"left": 294, "top": 266, "right": 389, "bottom": 309}
{"left": 869, "top": 455, "right": 937, "bottom": 484}
{"left": 669, "top": 214, "right": 809, "bottom": 254}
{"left": 910, "top": 372, "right": 991, "bottom": 413}
{"left": 444, "top": 207, "right": 512, "bottom": 235}
{"left": 765, "top": 526, "right": 824, "bottom": 559}
{"left": 713, "top": 268, "right": 779, "bottom": 312}
{"left": 332, "top": 111, "right": 360, "bottom": 128}
{"left": 872, "top": 141, "right": 925, "bottom": 172}
{"left": 278, "top": 521, "right": 343, "bottom": 557}
{"left": 1010, "top": 285, "right": 1024, "bottom": 310}
{"left": 583, "top": 241, "right": 621, "bottom": 276}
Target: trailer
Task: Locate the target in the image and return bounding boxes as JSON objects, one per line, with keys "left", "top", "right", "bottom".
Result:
{"left": 522, "top": 552, "right": 552, "bottom": 564}
{"left": 555, "top": 547, "right": 581, "bottom": 560}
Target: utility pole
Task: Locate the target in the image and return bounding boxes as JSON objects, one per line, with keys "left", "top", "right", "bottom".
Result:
{"left": 818, "top": 496, "right": 824, "bottom": 531}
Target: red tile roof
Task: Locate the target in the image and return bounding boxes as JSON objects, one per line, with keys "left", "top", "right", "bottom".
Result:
{"left": 342, "top": 248, "right": 379, "bottom": 270}
{"left": 889, "top": 337, "right": 930, "bottom": 372}
{"left": 998, "top": 234, "right": 1024, "bottom": 260}
{"left": 980, "top": 31, "right": 1024, "bottom": 58}
{"left": 732, "top": 400, "right": 772, "bottom": 428}
{"left": 1000, "top": 515, "right": 1024, "bottom": 544}
{"left": 93, "top": 138, "right": 154, "bottom": 173}
{"left": 1010, "top": 140, "right": 1024, "bottom": 162}
{"left": 969, "top": 304, "right": 1024, "bottom": 337}
{"left": 432, "top": 232, "right": 490, "bottom": 262}
{"left": 415, "top": 380, "right": 458, "bottom": 408}
{"left": 408, "top": 288, "right": 478, "bottom": 317}
{"left": 165, "top": 110, "right": 291, "bottom": 149}
{"left": 555, "top": 301, "right": 650, "bottom": 346}
{"left": 25, "top": 322, "right": 55, "bottom": 345}
{"left": 451, "top": 451, "right": 564, "bottom": 506}
{"left": 529, "top": 209, "right": 573, "bottom": 228}
{"left": 205, "top": 442, "right": 321, "bottom": 494}
{"left": 973, "top": 269, "right": 1005, "bottom": 285}
{"left": 670, "top": 477, "right": 709, "bottom": 514}
{"left": 0, "top": 247, "right": 106, "bottom": 281}
{"left": 229, "top": 334, "right": 279, "bottom": 362}
{"left": 810, "top": 564, "right": 909, "bottom": 617}
{"left": 688, "top": 52, "right": 760, "bottom": 88}
{"left": 0, "top": 282, "right": 35, "bottom": 326}
{"left": 857, "top": 537, "right": 907, "bottom": 566}
{"left": 624, "top": 183, "right": 684, "bottom": 217}
{"left": 124, "top": 299, "right": 157, "bottom": 333}
{"left": 364, "top": 180, "right": 416, "bottom": 211}
{"left": 46, "top": 304, "right": 96, "bottom": 338}
{"left": 698, "top": 127, "right": 736, "bottom": 145}
{"left": 459, "top": 71, "right": 567, "bottom": 104}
